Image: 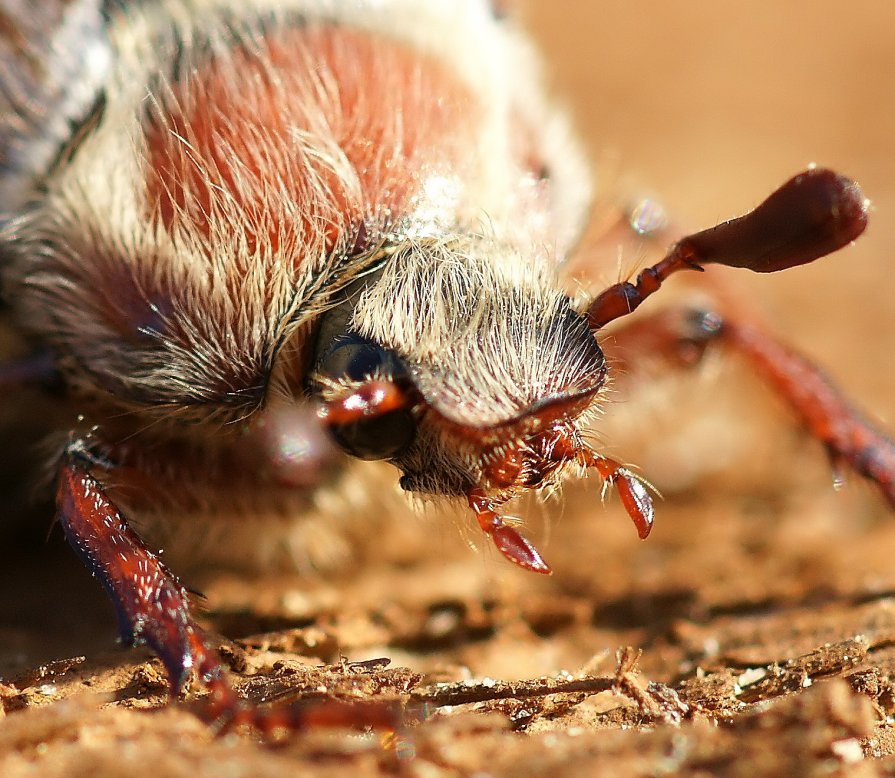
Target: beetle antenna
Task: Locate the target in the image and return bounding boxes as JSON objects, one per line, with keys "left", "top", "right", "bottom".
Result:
{"left": 587, "top": 168, "right": 869, "bottom": 330}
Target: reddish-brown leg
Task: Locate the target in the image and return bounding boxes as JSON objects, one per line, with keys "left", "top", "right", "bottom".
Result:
{"left": 605, "top": 308, "right": 895, "bottom": 506}
{"left": 56, "top": 438, "right": 399, "bottom": 734}
{"left": 57, "top": 445, "right": 220, "bottom": 695}
{"left": 714, "top": 316, "right": 895, "bottom": 505}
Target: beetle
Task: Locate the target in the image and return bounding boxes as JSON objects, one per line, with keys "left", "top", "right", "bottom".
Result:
{"left": 0, "top": 0, "right": 892, "bottom": 730}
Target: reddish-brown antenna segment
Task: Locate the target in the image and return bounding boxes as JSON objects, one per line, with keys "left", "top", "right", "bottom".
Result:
{"left": 317, "top": 381, "right": 409, "bottom": 425}
{"left": 678, "top": 168, "right": 868, "bottom": 273}
{"left": 571, "top": 449, "right": 654, "bottom": 540}
{"left": 587, "top": 168, "right": 869, "bottom": 330}
{"left": 468, "top": 488, "right": 552, "bottom": 574}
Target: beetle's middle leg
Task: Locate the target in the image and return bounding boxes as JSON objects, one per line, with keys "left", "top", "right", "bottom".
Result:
{"left": 601, "top": 307, "right": 895, "bottom": 506}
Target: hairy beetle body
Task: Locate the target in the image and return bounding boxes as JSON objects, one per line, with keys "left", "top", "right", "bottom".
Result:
{"left": 0, "top": 0, "right": 598, "bottom": 571}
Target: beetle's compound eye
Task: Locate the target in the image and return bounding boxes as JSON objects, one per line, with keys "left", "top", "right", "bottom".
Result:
{"left": 318, "top": 333, "right": 407, "bottom": 384}
{"left": 330, "top": 406, "right": 416, "bottom": 460}
{"left": 317, "top": 333, "right": 417, "bottom": 460}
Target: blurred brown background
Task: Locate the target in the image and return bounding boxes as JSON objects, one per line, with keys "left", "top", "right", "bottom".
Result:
{"left": 524, "top": 1, "right": 895, "bottom": 419}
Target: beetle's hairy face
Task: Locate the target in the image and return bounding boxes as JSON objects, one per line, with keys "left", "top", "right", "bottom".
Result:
{"left": 316, "top": 237, "right": 608, "bottom": 496}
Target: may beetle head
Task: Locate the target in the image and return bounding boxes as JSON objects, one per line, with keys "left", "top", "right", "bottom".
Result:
{"left": 308, "top": 234, "right": 655, "bottom": 575}
{"left": 311, "top": 235, "right": 609, "bottom": 496}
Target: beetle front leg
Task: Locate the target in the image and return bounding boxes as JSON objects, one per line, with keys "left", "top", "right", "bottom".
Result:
{"left": 56, "top": 441, "right": 230, "bottom": 700}
{"left": 56, "top": 438, "right": 400, "bottom": 733}
{"left": 702, "top": 313, "right": 895, "bottom": 505}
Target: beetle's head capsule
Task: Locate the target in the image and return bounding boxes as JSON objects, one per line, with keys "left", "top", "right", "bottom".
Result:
{"left": 310, "top": 235, "right": 609, "bottom": 498}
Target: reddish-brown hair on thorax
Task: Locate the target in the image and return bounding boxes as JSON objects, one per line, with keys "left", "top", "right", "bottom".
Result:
{"left": 144, "top": 25, "right": 475, "bottom": 257}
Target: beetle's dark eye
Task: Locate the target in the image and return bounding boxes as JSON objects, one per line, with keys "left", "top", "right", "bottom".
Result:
{"left": 316, "top": 333, "right": 417, "bottom": 460}
{"left": 317, "top": 333, "right": 407, "bottom": 384}
{"left": 329, "top": 409, "right": 416, "bottom": 461}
